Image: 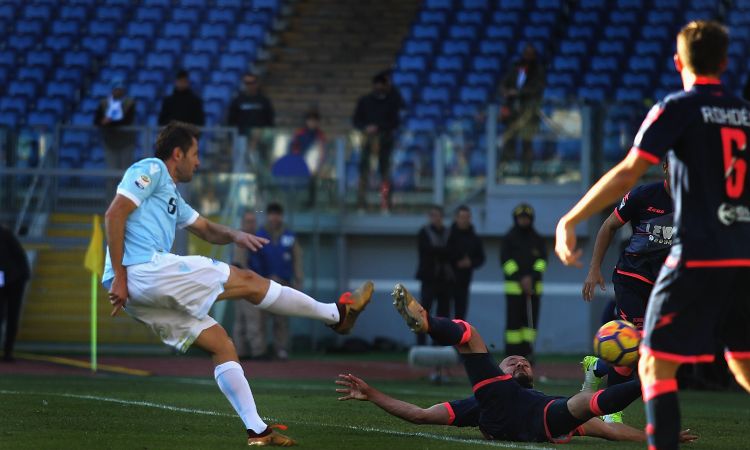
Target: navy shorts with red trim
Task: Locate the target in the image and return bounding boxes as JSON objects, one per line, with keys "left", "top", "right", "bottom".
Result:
{"left": 613, "top": 273, "right": 653, "bottom": 330}
{"left": 462, "top": 353, "right": 584, "bottom": 442}
{"left": 642, "top": 264, "right": 750, "bottom": 363}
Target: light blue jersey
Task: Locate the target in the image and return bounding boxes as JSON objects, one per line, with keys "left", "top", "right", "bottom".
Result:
{"left": 102, "top": 157, "right": 199, "bottom": 287}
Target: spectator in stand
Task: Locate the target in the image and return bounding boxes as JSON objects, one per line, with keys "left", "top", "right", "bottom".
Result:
{"left": 500, "top": 203, "right": 547, "bottom": 361}
{"left": 498, "top": 44, "right": 546, "bottom": 178}
{"left": 352, "top": 73, "right": 403, "bottom": 211}
{"left": 289, "top": 110, "right": 326, "bottom": 206}
{"left": 94, "top": 78, "right": 136, "bottom": 198}
{"left": 158, "top": 69, "right": 205, "bottom": 126}
{"left": 415, "top": 205, "right": 453, "bottom": 345}
{"left": 447, "top": 205, "right": 485, "bottom": 320}
{"left": 255, "top": 203, "right": 303, "bottom": 361}
{"left": 0, "top": 225, "right": 30, "bottom": 362}
{"left": 231, "top": 211, "right": 266, "bottom": 360}
{"left": 228, "top": 73, "right": 275, "bottom": 134}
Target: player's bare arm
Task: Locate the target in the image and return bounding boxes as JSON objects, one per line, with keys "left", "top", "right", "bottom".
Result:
{"left": 104, "top": 193, "right": 138, "bottom": 316}
{"left": 187, "top": 216, "right": 269, "bottom": 250}
{"left": 556, "top": 151, "right": 652, "bottom": 267}
{"left": 581, "top": 418, "right": 698, "bottom": 443}
{"left": 583, "top": 212, "right": 625, "bottom": 301}
{"left": 335, "top": 374, "right": 451, "bottom": 425}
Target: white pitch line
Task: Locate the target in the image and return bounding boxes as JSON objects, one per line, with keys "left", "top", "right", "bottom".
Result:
{"left": 0, "top": 390, "right": 554, "bottom": 450}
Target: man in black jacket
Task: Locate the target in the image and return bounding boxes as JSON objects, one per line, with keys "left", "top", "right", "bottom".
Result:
{"left": 227, "top": 73, "right": 275, "bottom": 134}
{"left": 158, "top": 69, "right": 205, "bottom": 126}
{"left": 415, "top": 205, "right": 453, "bottom": 345}
{"left": 501, "top": 203, "right": 547, "bottom": 359}
{"left": 352, "top": 73, "right": 403, "bottom": 211}
{"left": 447, "top": 205, "right": 485, "bottom": 320}
{"left": 0, "top": 225, "right": 30, "bottom": 362}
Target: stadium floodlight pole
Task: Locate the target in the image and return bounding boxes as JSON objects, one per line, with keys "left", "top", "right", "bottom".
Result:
{"left": 83, "top": 214, "right": 104, "bottom": 373}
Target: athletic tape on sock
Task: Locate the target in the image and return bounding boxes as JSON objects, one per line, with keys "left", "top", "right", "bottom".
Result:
{"left": 257, "top": 280, "right": 282, "bottom": 309}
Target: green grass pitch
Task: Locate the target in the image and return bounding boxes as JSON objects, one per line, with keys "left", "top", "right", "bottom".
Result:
{"left": 1, "top": 374, "right": 748, "bottom": 449}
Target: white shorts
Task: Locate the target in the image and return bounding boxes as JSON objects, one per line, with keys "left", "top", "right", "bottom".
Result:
{"left": 125, "top": 251, "right": 231, "bottom": 352}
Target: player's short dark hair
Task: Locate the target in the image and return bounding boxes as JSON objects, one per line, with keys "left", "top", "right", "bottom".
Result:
{"left": 175, "top": 69, "right": 189, "bottom": 79}
{"left": 372, "top": 73, "right": 388, "bottom": 85}
{"left": 677, "top": 20, "right": 728, "bottom": 75}
{"left": 154, "top": 121, "right": 200, "bottom": 161}
{"left": 456, "top": 204, "right": 471, "bottom": 215}
{"left": 429, "top": 204, "right": 444, "bottom": 215}
{"left": 266, "top": 202, "right": 284, "bottom": 215}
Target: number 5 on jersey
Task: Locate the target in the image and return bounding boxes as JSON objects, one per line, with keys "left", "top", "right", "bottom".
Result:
{"left": 168, "top": 197, "right": 177, "bottom": 214}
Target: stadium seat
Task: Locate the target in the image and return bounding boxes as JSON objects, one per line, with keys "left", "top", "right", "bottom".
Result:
{"left": 118, "top": 37, "right": 147, "bottom": 53}
{"left": 16, "top": 20, "right": 45, "bottom": 36}
{"left": 498, "top": 0, "right": 525, "bottom": 10}
{"left": 183, "top": 53, "right": 213, "bottom": 72}
{"left": 154, "top": 38, "right": 183, "bottom": 54}
{"left": 633, "top": 41, "right": 662, "bottom": 56}
{"left": 142, "top": 0, "right": 172, "bottom": 6}
{"left": 647, "top": 10, "right": 673, "bottom": 25}
{"left": 8, "top": 35, "right": 35, "bottom": 52}
{"left": 479, "top": 40, "right": 508, "bottom": 56}
{"left": 164, "top": 22, "right": 191, "bottom": 39}
{"left": 253, "top": 0, "right": 281, "bottom": 11}
{"left": 485, "top": 25, "right": 514, "bottom": 40}
{"left": 428, "top": 71, "right": 457, "bottom": 87}
{"left": 547, "top": 73, "right": 574, "bottom": 88}
{"left": 422, "top": 86, "right": 451, "bottom": 104}
{"left": 452, "top": 102, "right": 478, "bottom": 118}
{"left": 552, "top": 56, "right": 580, "bottom": 72}
{"left": 543, "top": 86, "right": 568, "bottom": 102}
{"left": 442, "top": 40, "right": 471, "bottom": 55}
{"left": 201, "top": 23, "right": 228, "bottom": 39}
{"left": 584, "top": 73, "right": 611, "bottom": 87}
{"left": 597, "top": 40, "right": 625, "bottom": 56}
{"left": 216, "top": 0, "right": 243, "bottom": 7}
{"left": 415, "top": 103, "right": 443, "bottom": 118}
{"left": 617, "top": 0, "right": 643, "bottom": 9}
{"left": 448, "top": 25, "right": 477, "bottom": 40}
{"left": 614, "top": 87, "right": 644, "bottom": 102}
{"left": 491, "top": 10, "right": 521, "bottom": 26}
{"left": 0, "top": 97, "right": 27, "bottom": 114}
{"left": 456, "top": 11, "right": 483, "bottom": 25}
{"left": 59, "top": 5, "right": 88, "bottom": 21}
{"left": 209, "top": 9, "right": 236, "bottom": 24}
{"left": 43, "top": 35, "right": 74, "bottom": 52}
{"left": 529, "top": 11, "right": 557, "bottom": 25}
{"left": 394, "top": 71, "right": 420, "bottom": 87}
{"left": 52, "top": 20, "right": 81, "bottom": 36}
{"left": 397, "top": 55, "right": 426, "bottom": 72}
{"left": 89, "top": 21, "right": 118, "bottom": 37}
{"left": 418, "top": 10, "right": 448, "bottom": 25}
{"left": 90, "top": 82, "right": 112, "bottom": 98}
{"left": 610, "top": 11, "right": 637, "bottom": 24}
{"left": 236, "top": 23, "right": 266, "bottom": 40}
{"left": 211, "top": 71, "right": 241, "bottom": 85}
{"left": 577, "top": 86, "right": 606, "bottom": 102}
{"left": 604, "top": 26, "right": 631, "bottom": 40}
{"left": 17, "top": 67, "right": 46, "bottom": 84}
{"left": 8, "top": 81, "right": 37, "bottom": 98}
{"left": 192, "top": 39, "right": 220, "bottom": 54}
{"left": 567, "top": 26, "right": 595, "bottom": 40}
{"left": 628, "top": 56, "right": 656, "bottom": 71}
{"left": 424, "top": 0, "right": 452, "bottom": 9}
{"left": 466, "top": 72, "right": 494, "bottom": 87}
{"left": 22, "top": 4, "right": 52, "bottom": 21}
{"left": 464, "top": 0, "right": 489, "bottom": 9}
{"left": 81, "top": 36, "right": 110, "bottom": 57}
{"left": 137, "top": 69, "right": 166, "bottom": 85}
{"left": 412, "top": 25, "right": 440, "bottom": 40}
{"left": 219, "top": 54, "right": 248, "bottom": 71}
{"left": 135, "top": 6, "right": 165, "bottom": 22}
{"left": 46, "top": 81, "right": 77, "bottom": 100}
{"left": 435, "top": 55, "right": 464, "bottom": 72}
{"left": 127, "top": 22, "right": 156, "bottom": 38}
{"left": 459, "top": 86, "right": 488, "bottom": 103}
{"left": 26, "top": 51, "right": 54, "bottom": 68}
{"left": 473, "top": 56, "right": 500, "bottom": 72}
{"left": 37, "top": 97, "right": 66, "bottom": 115}
{"left": 95, "top": 6, "right": 124, "bottom": 22}
{"left": 27, "top": 111, "right": 58, "bottom": 129}
{"left": 404, "top": 40, "right": 434, "bottom": 56}
{"left": 108, "top": 51, "right": 137, "bottom": 70}
{"left": 54, "top": 67, "right": 83, "bottom": 83}
{"left": 622, "top": 73, "right": 651, "bottom": 88}
{"left": 129, "top": 83, "right": 157, "bottom": 101}
{"left": 0, "top": 112, "right": 19, "bottom": 127}
{"left": 406, "top": 117, "right": 437, "bottom": 133}
{"left": 203, "top": 84, "right": 233, "bottom": 102}
{"left": 172, "top": 9, "right": 200, "bottom": 23}
{"left": 590, "top": 56, "right": 618, "bottom": 72}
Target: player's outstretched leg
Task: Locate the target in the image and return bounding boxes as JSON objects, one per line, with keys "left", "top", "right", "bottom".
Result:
{"left": 391, "top": 283, "right": 486, "bottom": 353}
{"left": 639, "top": 354, "right": 682, "bottom": 450}
{"left": 194, "top": 324, "right": 297, "bottom": 447}
{"left": 220, "top": 267, "right": 373, "bottom": 335}
{"left": 566, "top": 378, "right": 642, "bottom": 422}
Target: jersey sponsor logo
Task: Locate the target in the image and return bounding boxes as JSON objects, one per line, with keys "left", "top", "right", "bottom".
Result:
{"left": 717, "top": 202, "right": 750, "bottom": 226}
{"left": 134, "top": 174, "right": 151, "bottom": 190}
{"left": 646, "top": 206, "right": 665, "bottom": 214}
{"left": 644, "top": 223, "right": 674, "bottom": 245}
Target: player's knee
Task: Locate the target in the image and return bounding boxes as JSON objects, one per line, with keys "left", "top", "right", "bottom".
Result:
{"left": 638, "top": 354, "right": 657, "bottom": 383}
{"left": 727, "top": 358, "right": 750, "bottom": 393}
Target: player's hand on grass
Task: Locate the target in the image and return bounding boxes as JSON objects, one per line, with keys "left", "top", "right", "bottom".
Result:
{"left": 679, "top": 429, "right": 698, "bottom": 443}
{"left": 582, "top": 267, "right": 606, "bottom": 301}
{"left": 555, "top": 218, "right": 583, "bottom": 267}
{"left": 109, "top": 272, "right": 128, "bottom": 316}
{"left": 234, "top": 231, "right": 269, "bottom": 252}
{"left": 336, "top": 374, "right": 370, "bottom": 401}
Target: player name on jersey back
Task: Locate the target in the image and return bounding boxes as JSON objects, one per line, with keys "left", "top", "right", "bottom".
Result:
{"left": 700, "top": 106, "right": 750, "bottom": 127}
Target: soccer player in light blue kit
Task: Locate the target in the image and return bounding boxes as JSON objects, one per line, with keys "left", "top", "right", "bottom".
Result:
{"left": 104, "top": 121, "right": 373, "bottom": 446}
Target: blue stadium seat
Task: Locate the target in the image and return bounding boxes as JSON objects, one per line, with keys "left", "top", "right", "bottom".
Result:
{"left": 42, "top": 35, "right": 73, "bottom": 52}
{"left": 8, "top": 35, "right": 35, "bottom": 52}
{"left": 653, "top": 0, "right": 679, "bottom": 9}
{"left": 0, "top": 50, "right": 16, "bottom": 67}
{"left": 208, "top": 9, "right": 235, "bottom": 23}
{"left": 81, "top": 36, "right": 109, "bottom": 57}
{"left": 428, "top": 71, "right": 458, "bottom": 87}
{"left": 253, "top": 0, "right": 281, "bottom": 11}
{"left": 547, "top": 72, "right": 574, "bottom": 87}
{"left": 485, "top": 25, "right": 513, "bottom": 40}
{"left": 435, "top": 55, "right": 463, "bottom": 72}
{"left": 54, "top": 67, "right": 82, "bottom": 82}
{"left": 129, "top": 83, "right": 157, "bottom": 101}
{"left": 100, "top": 68, "right": 129, "bottom": 82}
{"left": 216, "top": 0, "right": 243, "bottom": 7}
{"left": 459, "top": 86, "right": 488, "bottom": 103}
{"left": 424, "top": 0, "right": 452, "bottom": 9}
{"left": 46, "top": 81, "right": 77, "bottom": 100}
{"left": 397, "top": 55, "right": 426, "bottom": 71}
{"left": 622, "top": 73, "right": 650, "bottom": 88}
{"left": 0, "top": 97, "right": 27, "bottom": 113}
{"left": 183, "top": 53, "right": 212, "bottom": 72}
{"left": 70, "top": 112, "right": 92, "bottom": 125}
{"left": 16, "top": 20, "right": 44, "bottom": 36}
{"left": 597, "top": 40, "right": 626, "bottom": 56}
{"left": 452, "top": 102, "right": 478, "bottom": 118}
{"left": 466, "top": 72, "right": 494, "bottom": 87}
{"left": 584, "top": 73, "right": 611, "bottom": 87}
{"left": 27, "top": 111, "right": 58, "bottom": 128}
{"left": 89, "top": 21, "right": 118, "bottom": 37}
{"left": 684, "top": 9, "right": 714, "bottom": 22}
{"left": 172, "top": 8, "right": 200, "bottom": 23}
{"left": 479, "top": 40, "right": 508, "bottom": 56}
{"left": 590, "top": 56, "right": 618, "bottom": 72}
{"left": 603, "top": 25, "right": 631, "bottom": 40}
{"left": 204, "top": 100, "right": 225, "bottom": 124}
{"left": 0, "top": 112, "right": 19, "bottom": 127}
{"left": 610, "top": 10, "right": 637, "bottom": 24}
{"left": 552, "top": 55, "right": 580, "bottom": 72}
{"left": 142, "top": 0, "right": 172, "bottom": 6}
{"left": 59, "top": 5, "right": 88, "bottom": 21}
{"left": 529, "top": 11, "right": 557, "bottom": 25}
{"left": 567, "top": 25, "right": 594, "bottom": 40}
{"left": 577, "top": 86, "right": 606, "bottom": 102}
{"left": 243, "top": 10, "right": 274, "bottom": 26}
{"left": 52, "top": 20, "right": 80, "bottom": 36}
{"left": 628, "top": 56, "right": 656, "bottom": 71}
{"left": 17, "top": 67, "right": 46, "bottom": 84}
{"left": 236, "top": 23, "right": 266, "bottom": 40}
{"left": 136, "top": 69, "right": 166, "bottom": 84}
{"left": 154, "top": 38, "right": 183, "bottom": 54}
{"left": 204, "top": 84, "right": 233, "bottom": 102}
{"left": 26, "top": 50, "right": 54, "bottom": 67}
{"left": 473, "top": 56, "right": 500, "bottom": 72}
{"left": 556, "top": 140, "right": 580, "bottom": 161}
{"left": 617, "top": 0, "right": 643, "bottom": 9}
{"left": 163, "top": 22, "right": 191, "bottom": 39}
{"left": 0, "top": 5, "right": 15, "bottom": 22}
{"left": 127, "top": 22, "right": 156, "bottom": 38}
{"left": 95, "top": 6, "right": 124, "bottom": 22}
{"left": 90, "top": 82, "right": 111, "bottom": 98}
{"left": 543, "top": 86, "right": 568, "bottom": 102}
{"left": 633, "top": 41, "right": 662, "bottom": 56}
{"left": 118, "top": 37, "right": 146, "bottom": 53}
{"left": 491, "top": 10, "right": 521, "bottom": 25}
{"left": 415, "top": 103, "right": 442, "bottom": 118}
{"left": 412, "top": 24, "right": 440, "bottom": 40}
{"left": 8, "top": 80, "right": 37, "bottom": 98}
{"left": 498, "top": 0, "right": 525, "bottom": 10}
{"left": 22, "top": 4, "right": 52, "bottom": 21}
{"left": 456, "top": 11, "right": 483, "bottom": 25}
{"left": 418, "top": 10, "right": 448, "bottom": 25}
{"left": 449, "top": 24, "right": 477, "bottom": 40}
{"left": 405, "top": 40, "right": 434, "bottom": 56}
{"left": 560, "top": 40, "right": 587, "bottom": 55}
{"left": 406, "top": 117, "right": 437, "bottom": 133}
{"left": 442, "top": 40, "right": 471, "bottom": 55}
{"left": 572, "top": 10, "right": 599, "bottom": 25}
{"left": 37, "top": 97, "right": 66, "bottom": 115}
{"left": 79, "top": 98, "right": 100, "bottom": 113}
{"left": 108, "top": 51, "right": 137, "bottom": 70}
{"left": 201, "top": 23, "right": 228, "bottom": 39}
{"left": 463, "top": 0, "right": 489, "bottom": 9}
{"left": 135, "top": 6, "right": 165, "bottom": 22}
{"left": 536, "top": 0, "right": 561, "bottom": 10}
{"left": 422, "top": 86, "right": 451, "bottom": 104}
{"left": 211, "top": 71, "right": 240, "bottom": 85}
{"left": 192, "top": 39, "right": 220, "bottom": 54}
{"left": 394, "top": 71, "right": 420, "bottom": 87}
{"left": 219, "top": 54, "right": 248, "bottom": 71}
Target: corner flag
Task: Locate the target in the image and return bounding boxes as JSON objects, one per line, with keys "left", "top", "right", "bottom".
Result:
{"left": 84, "top": 214, "right": 104, "bottom": 372}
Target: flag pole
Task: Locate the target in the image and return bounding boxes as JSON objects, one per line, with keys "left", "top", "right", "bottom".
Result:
{"left": 84, "top": 214, "right": 103, "bottom": 374}
{"left": 91, "top": 271, "right": 98, "bottom": 372}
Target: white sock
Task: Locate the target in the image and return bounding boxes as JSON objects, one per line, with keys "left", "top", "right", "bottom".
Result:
{"left": 257, "top": 281, "right": 340, "bottom": 325}
{"left": 214, "top": 361, "right": 267, "bottom": 433}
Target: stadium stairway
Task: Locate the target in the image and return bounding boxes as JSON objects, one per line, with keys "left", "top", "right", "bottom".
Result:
{"left": 17, "top": 213, "right": 158, "bottom": 347}
{"left": 261, "top": 0, "right": 421, "bottom": 136}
